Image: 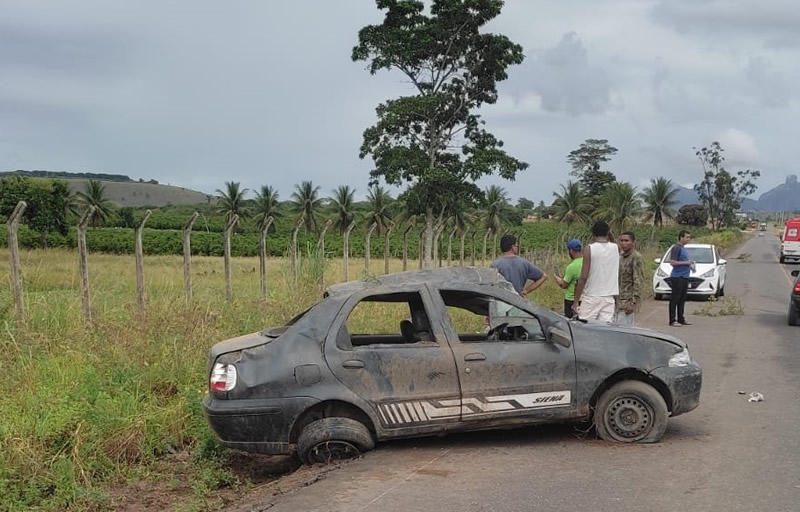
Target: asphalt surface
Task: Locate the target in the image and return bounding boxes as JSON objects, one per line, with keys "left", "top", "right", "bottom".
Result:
{"left": 259, "top": 233, "right": 800, "bottom": 512}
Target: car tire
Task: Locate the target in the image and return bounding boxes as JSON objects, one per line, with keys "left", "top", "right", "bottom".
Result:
{"left": 297, "top": 417, "right": 375, "bottom": 465}
{"left": 654, "top": 293, "right": 664, "bottom": 301}
{"left": 780, "top": 256, "right": 785, "bottom": 264}
{"left": 719, "top": 283, "right": 725, "bottom": 297}
{"left": 789, "top": 304, "right": 800, "bottom": 326}
{"left": 594, "top": 381, "right": 668, "bottom": 444}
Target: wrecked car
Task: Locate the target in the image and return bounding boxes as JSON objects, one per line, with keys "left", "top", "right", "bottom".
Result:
{"left": 203, "top": 267, "right": 702, "bottom": 463}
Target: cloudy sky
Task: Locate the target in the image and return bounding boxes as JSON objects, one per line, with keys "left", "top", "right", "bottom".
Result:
{"left": 1, "top": 0, "right": 798, "bottom": 203}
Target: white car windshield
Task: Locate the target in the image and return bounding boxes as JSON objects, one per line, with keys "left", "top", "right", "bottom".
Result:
{"left": 687, "top": 247, "right": 715, "bottom": 264}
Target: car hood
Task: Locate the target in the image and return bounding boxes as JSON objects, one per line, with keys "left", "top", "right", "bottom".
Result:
{"left": 572, "top": 320, "right": 687, "bottom": 349}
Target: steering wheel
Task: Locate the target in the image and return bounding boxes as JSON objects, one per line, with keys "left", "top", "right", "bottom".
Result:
{"left": 486, "top": 322, "right": 510, "bottom": 341}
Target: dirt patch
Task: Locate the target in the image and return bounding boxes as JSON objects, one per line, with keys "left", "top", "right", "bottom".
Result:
{"left": 102, "top": 451, "right": 309, "bottom": 512}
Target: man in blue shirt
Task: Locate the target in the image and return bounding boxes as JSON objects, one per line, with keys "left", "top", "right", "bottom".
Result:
{"left": 668, "top": 230, "right": 695, "bottom": 327}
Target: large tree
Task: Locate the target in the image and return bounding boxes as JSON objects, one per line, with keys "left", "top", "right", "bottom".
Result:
{"left": 215, "top": 181, "right": 249, "bottom": 224}
{"left": 694, "top": 142, "right": 760, "bottom": 229}
{"left": 353, "top": 0, "right": 528, "bottom": 267}
{"left": 0, "top": 177, "right": 71, "bottom": 246}
{"left": 567, "top": 138, "right": 618, "bottom": 202}
{"left": 641, "top": 177, "right": 679, "bottom": 227}
{"left": 291, "top": 180, "right": 323, "bottom": 233}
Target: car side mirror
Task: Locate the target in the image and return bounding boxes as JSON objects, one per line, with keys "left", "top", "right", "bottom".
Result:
{"left": 718, "top": 259, "right": 727, "bottom": 265}
{"left": 654, "top": 258, "right": 662, "bottom": 264}
{"left": 549, "top": 327, "right": 572, "bottom": 348}
{"left": 792, "top": 270, "right": 799, "bottom": 277}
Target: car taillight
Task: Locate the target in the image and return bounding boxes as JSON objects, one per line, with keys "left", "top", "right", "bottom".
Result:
{"left": 210, "top": 363, "right": 237, "bottom": 392}
{"left": 794, "top": 283, "right": 800, "bottom": 294}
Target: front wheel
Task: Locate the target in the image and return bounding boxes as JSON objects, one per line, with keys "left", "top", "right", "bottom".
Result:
{"left": 595, "top": 381, "right": 668, "bottom": 444}
{"left": 297, "top": 417, "right": 375, "bottom": 465}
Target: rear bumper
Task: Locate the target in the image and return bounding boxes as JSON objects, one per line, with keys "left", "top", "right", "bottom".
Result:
{"left": 651, "top": 363, "right": 702, "bottom": 416}
{"left": 203, "top": 395, "right": 319, "bottom": 455}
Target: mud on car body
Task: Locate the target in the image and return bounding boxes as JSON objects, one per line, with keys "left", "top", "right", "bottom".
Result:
{"left": 203, "top": 268, "right": 702, "bottom": 463}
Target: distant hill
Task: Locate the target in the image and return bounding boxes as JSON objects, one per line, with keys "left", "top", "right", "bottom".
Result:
{"left": 671, "top": 179, "right": 795, "bottom": 212}
{"left": 1, "top": 170, "right": 211, "bottom": 207}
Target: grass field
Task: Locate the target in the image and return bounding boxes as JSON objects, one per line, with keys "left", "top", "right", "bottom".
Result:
{"left": 0, "top": 229, "right": 742, "bottom": 510}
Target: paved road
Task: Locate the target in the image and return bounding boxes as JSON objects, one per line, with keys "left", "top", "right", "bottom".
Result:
{"left": 259, "top": 233, "right": 800, "bottom": 512}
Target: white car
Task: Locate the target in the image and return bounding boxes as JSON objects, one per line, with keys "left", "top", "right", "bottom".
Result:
{"left": 653, "top": 243, "right": 728, "bottom": 300}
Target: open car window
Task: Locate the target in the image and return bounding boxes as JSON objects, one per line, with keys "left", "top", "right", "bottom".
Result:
{"left": 340, "top": 291, "right": 438, "bottom": 348}
{"left": 439, "top": 290, "right": 546, "bottom": 343}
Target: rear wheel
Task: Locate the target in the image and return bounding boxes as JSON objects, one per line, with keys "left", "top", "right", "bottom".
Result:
{"left": 297, "top": 417, "right": 374, "bottom": 465}
{"left": 595, "top": 381, "right": 668, "bottom": 444}
{"left": 789, "top": 303, "right": 800, "bottom": 326}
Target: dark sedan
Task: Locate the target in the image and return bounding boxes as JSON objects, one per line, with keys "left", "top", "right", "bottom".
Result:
{"left": 203, "top": 268, "right": 702, "bottom": 464}
{"left": 789, "top": 270, "right": 800, "bottom": 326}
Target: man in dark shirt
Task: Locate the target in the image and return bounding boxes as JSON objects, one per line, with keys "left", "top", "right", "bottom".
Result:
{"left": 668, "top": 230, "right": 695, "bottom": 327}
{"left": 490, "top": 234, "right": 547, "bottom": 297}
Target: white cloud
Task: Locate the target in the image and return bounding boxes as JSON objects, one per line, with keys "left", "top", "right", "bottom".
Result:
{"left": 717, "top": 128, "right": 759, "bottom": 166}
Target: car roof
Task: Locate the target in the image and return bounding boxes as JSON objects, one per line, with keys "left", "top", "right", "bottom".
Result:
{"left": 324, "top": 266, "right": 516, "bottom": 297}
{"left": 684, "top": 243, "right": 714, "bottom": 249}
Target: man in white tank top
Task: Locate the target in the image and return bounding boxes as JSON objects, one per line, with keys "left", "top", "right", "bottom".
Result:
{"left": 572, "top": 221, "right": 619, "bottom": 322}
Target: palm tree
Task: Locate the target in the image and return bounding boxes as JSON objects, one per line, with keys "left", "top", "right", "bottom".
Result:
{"left": 641, "top": 177, "right": 679, "bottom": 227}
{"left": 253, "top": 185, "right": 280, "bottom": 231}
{"left": 366, "top": 185, "right": 393, "bottom": 234}
{"left": 290, "top": 180, "right": 323, "bottom": 232}
{"left": 76, "top": 179, "right": 113, "bottom": 227}
{"left": 330, "top": 185, "right": 356, "bottom": 233}
{"left": 595, "top": 181, "right": 642, "bottom": 234}
{"left": 215, "top": 181, "right": 249, "bottom": 224}
{"left": 483, "top": 185, "right": 510, "bottom": 233}
{"left": 552, "top": 181, "right": 591, "bottom": 224}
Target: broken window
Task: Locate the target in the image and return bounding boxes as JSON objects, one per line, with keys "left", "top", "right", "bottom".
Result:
{"left": 342, "top": 292, "right": 437, "bottom": 347}
{"left": 440, "top": 290, "right": 546, "bottom": 343}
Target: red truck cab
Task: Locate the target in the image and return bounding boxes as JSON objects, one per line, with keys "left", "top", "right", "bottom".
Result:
{"left": 781, "top": 218, "right": 800, "bottom": 263}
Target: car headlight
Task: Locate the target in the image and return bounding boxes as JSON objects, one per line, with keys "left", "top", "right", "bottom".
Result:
{"left": 669, "top": 347, "right": 692, "bottom": 367}
{"left": 700, "top": 269, "right": 715, "bottom": 278}
{"left": 656, "top": 268, "right": 668, "bottom": 278}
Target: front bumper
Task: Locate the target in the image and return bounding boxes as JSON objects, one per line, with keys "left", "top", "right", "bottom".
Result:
{"left": 651, "top": 363, "right": 702, "bottom": 416}
{"left": 653, "top": 276, "right": 717, "bottom": 296}
{"left": 203, "top": 395, "right": 319, "bottom": 454}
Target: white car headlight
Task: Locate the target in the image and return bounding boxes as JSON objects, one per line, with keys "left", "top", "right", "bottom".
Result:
{"left": 700, "top": 269, "right": 715, "bottom": 278}
{"left": 669, "top": 347, "right": 692, "bottom": 367}
{"left": 656, "top": 268, "right": 668, "bottom": 278}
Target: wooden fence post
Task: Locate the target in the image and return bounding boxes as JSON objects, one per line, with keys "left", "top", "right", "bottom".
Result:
{"left": 183, "top": 212, "right": 198, "bottom": 304}
{"left": 259, "top": 216, "right": 274, "bottom": 302}
{"left": 460, "top": 229, "right": 467, "bottom": 266}
{"left": 365, "top": 222, "right": 377, "bottom": 275}
{"left": 318, "top": 219, "right": 332, "bottom": 286}
{"left": 224, "top": 214, "right": 239, "bottom": 302}
{"left": 402, "top": 223, "right": 413, "bottom": 272}
{"left": 383, "top": 222, "right": 394, "bottom": 275}
{"left": 135, "top": 210, "right": 152, "bottom": 317}
{"left": 447, "top": 227, "right": 457, "bottom": 267}
{"left": 7, "top": 201, "right": 27, "bottom": 324}
{"left": 77, "top": 206, "right": 95, "bottom": 326}
{"left": 343, "top": 221, "right": 356, "bottom": 282}
{"left": 290, "top": 218, "right": 303, "bottom": 284}
{"left": 434, "top": 227, "right": 444, "bottom": 267}
{"left": 482, "top": 228, "right": 492, "bottom": 265}
{"left": 418, "top": 229, "right": 425, "bottom": 270}
{"left": 470, "top": 231, "right": 477, "bottom": 266}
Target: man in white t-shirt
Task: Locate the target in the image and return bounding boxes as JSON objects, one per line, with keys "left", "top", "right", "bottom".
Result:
{"left": 572, "top": 221, "right": 619, "bottom": 322}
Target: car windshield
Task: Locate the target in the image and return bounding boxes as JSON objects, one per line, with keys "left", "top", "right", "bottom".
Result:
{"left": 687, "top": 247, "right": 715, "bottom": 264}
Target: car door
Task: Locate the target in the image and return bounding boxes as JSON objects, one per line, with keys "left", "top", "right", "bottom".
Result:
{"left": 434, "top": 286, "right": 578, "bottom": 426}
{"left": 324, "top": 284, "right": 461, "bottom": 436}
